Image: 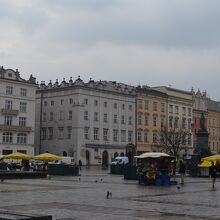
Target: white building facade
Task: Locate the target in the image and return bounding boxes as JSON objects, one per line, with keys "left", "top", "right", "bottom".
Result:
{"left": 35, "top": 77, "right": 136, "bottom": 165}
{"left": 0, "top": 67, "right": 37, "bottom": 155}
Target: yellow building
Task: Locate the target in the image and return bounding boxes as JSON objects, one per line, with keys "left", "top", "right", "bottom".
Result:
{"left": 207, "top": 99, "right": 220, "bottom": 153}
{"left": 136, "top": 86, "right": 168, "bottom": 153}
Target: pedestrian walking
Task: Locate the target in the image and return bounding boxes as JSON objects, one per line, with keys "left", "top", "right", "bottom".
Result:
{"left": 179, "top": 160, "right": 186, "bottom": 185}
{"left": 78, "top": 160, "right": 82, "bottom": 170}
{"left": 209, "top": 161, "right": 218, "bottom": 189}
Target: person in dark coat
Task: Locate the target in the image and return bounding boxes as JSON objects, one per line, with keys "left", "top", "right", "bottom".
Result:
{"left": 179, "top": 160, "right": 186, "bottom": 185}
{"left": 209, "top": 161, "right": 218, "bottom": 189}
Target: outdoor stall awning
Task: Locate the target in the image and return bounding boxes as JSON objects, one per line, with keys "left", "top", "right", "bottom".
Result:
{"left": 3, "top": 152, "right": 32, "bottom": 160}
{"left": 33, "top": 153, "right": 61, "bottom": 161}
{"left": 198, "top": 160, "right": 212, "bottom": 168}
{"left": 201, "top": 154, "right": 220, "bottom": 162}
{"left": 134, "top": 152, "right": 171, "bottom": 159}
{"left": 198, "top": 154, "right": 220, "bottom": 167}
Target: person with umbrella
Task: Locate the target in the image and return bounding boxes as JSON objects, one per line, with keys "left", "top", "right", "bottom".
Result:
{"left": 209, "top": 161, "right": 218, "bottom": 189}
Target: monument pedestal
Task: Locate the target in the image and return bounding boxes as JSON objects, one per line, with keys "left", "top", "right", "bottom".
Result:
{"left": 196, "top": 130, "right": 209, "bottom": 149}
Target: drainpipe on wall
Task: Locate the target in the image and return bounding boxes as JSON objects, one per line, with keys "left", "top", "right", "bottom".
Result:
{"left": 39, "top": 92, "right": 43, "bottom": 154}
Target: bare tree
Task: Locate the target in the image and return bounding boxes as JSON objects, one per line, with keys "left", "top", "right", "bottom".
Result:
{"left": 159, "top": 126, "right": 191, "bottom": 175}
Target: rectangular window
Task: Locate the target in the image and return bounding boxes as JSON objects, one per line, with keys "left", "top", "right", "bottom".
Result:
{"left": 84, "top": 99, "right": 88, "bottom": 105}
{"left": 122, "top": 104, "right": 125, "bottom": 110}
{"left": 188, "top": 108, "right": 192, "bottom": 116}
{"left": 48, "top": 127, "right": 53, "bottom": 140}
{"left": 138, "top": 99, "right": 142, "bottom": 109}
{"left": 182, "top": 118, "right": 186, "bottom": 129}
{"left": 6, "top": 86, "right": 13, "bottom": 95}
{"left": 188, "top": 119, "right": 192, "bottom": 130}
{"left": 5, "top": 100, "right": 13, "bottom": 110}
{"left": 84, "top": 111, "right": 89, "bottom": 120}
{"left": 144, "top": 114, "right": 148, "bottom": 126}
{"left": 3, "top": 132, "right": 13, "bottom": 143}
{"left": 51, "top": 100, "right": 54, "bottom": 106}
{"left": 43, "top": 112, "right": 46, "bottom": 121}
{"left": 42, "top": 128, "right": 46, "bottom": 140}
{"left": 145, "top": 100, "right": 149, "bottom": 110}
{"left": 114, "top": 115, "right": 118, "bottom": 124}
{"left": 161, "top": 117, "right": 165, "bottom": 127}
{"left": 153, "top": 132, "right": 157, "bottom": 143}
{"left": 104, "top": 101, "right": 107, "bottom": 108}
{"left": 138, "top": 130, "right": 142, "bottom": 142}
{"left": 128, "top": 131, "right": 133, "bottom": 142}
{"left": 19, "top": 117, "right": 26, "bottom": 126}
{"left": 59, "top": 111, "right": 64, "bottom": 120}
{"left": 138, "top": 113, "right": 142, "bottom": 125}
{"left": 129, "top": 105, "right": 132, "bottom": 111}
{"left": 121, "top": 130, "right": 126, "bottom": 142}
{"left": 94, "top": 128, "right": 99, "bottom": 140}
{"left": 121, "top": 115, "right": 125, "bottom": 124}
{"left": 20, "top": 102, "right": 27, "bottom": 113}
{"left": 94, "top": 100, "right": 98, "bottom": 106}
{"left": 153, "top": 116, "right": 157, "bottom": 127}
{"left": 161, "top": 103, "right": 165, "bottom": 112}
{"left": 175, "top": 106, "right": 179, "bottom": 114}
{"left": 49, "top": 112, "right": 53, "bottom": 121}
{"left": 144, "top": 130, "right": 148, "bottom": 143}
{"left": 103, "top": 113, "right": 108, "bottom": 123}
{"left": 169, "top": 117, "right": 173, "bottom": 128}
{"left": 17, "top": 133, "right": 27, "bottom": 144}
{"left": 174, "top": 118, "right": 179, "bottom": 128}
{"left": 20, "top": 88, "right": 27, "bottom": 97}
{"left": 94, "top": 112, "right": 98, "bottom": 121}
{"left": 113, "top": 129, "right": 118, "bottom": 142}
{"left": 182, "top": 107, "right": 186, "bottom": 116}
{"left": 153, "top": 102, "right": 157, "bottom": 111}
{"left": 169, "top": 105, "right": 173, "bottom": 114}
{"left": 4, "top": 116, "right": 12, "bottom": 126}
{"left": 114, "top": 103, "right": 117, "bottom": 109}
{"left": 103, "top": 128, "right": 108, "bottom": 141}
{"left": 69, "top": 98, "right": 73, "bottom": 104}
{"left": 84, "top": 127, "right": 90, "bottom": 140}
{"left": 61, "top": 99, "right": 64, "bottom": 105}
{"left": 67, "top": 127, "right": 72, "bottom": 139}
{"left": 58, "top": 127, "right": 64, "bottom": 139}
{"left": 44, "top": 101, "right": 47, "bottom": 107}
{"left": 69, "top": 110, "right": 72, "bottom": 120}
{"left": 129, "top": 116, "right": 132, "bottom": 125}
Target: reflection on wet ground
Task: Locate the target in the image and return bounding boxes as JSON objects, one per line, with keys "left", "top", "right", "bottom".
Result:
{"left": 0, "top": 166, "right": 219, "bottom": 220}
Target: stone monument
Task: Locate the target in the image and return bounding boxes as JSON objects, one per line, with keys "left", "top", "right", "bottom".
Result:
{"left": 196, "top": 112, "right": 209, "bottom": 149}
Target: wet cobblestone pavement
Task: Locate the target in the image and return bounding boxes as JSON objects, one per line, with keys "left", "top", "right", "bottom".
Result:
{"left": 0, "top": 167, "right": 220, "bottom": 220}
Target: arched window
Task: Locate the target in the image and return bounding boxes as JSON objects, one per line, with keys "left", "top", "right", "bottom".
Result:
{"left": 63, "top": 151, "right": 67, "bottom": 156}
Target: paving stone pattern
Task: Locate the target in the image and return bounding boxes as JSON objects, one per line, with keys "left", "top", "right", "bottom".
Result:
{"left": 0, "top": 167, "right": 219, "bottom": 220}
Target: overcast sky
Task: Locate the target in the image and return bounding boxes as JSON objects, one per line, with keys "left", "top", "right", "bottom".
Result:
{"left": 0, "top": 0, "right": 220, "bottom": 99}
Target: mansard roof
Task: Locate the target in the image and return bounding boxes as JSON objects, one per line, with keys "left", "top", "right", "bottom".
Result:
{"left": 37, "top": 76, "right": 136, "bottom": 96}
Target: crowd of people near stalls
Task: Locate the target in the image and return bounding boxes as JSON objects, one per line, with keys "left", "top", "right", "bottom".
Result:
{"left": 136, "top": 158, "right": 174, "bottom": 184}
{"left": 0, "top": 158, "right": 49, "bottom": 171}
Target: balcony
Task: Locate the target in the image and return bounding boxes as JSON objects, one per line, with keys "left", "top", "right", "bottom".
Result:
{"left": 1, "top": 108, "right": 19, "bottom": 115}
{"left": 0, "top": 125, "right": 32, "bottom": 132}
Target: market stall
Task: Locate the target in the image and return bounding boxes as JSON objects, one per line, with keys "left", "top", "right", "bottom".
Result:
{"left": 135, "top": 152, "right": 176, "bottom": 186}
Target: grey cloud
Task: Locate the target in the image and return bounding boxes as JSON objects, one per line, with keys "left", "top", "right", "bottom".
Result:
{"left": 38, "top": 0, "right": 220, "bottom": 49}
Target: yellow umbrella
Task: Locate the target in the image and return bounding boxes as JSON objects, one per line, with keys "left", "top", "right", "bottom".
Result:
{"left": 33, "top": 153, "right": 61, "bottom": 161}
{"left": 201, "top": 154, "right": 220, "bottom": 162}
{"left": 3, "top": 152, "right": 32, "bottom": 160}
{"left": 198, "top": 160, "right": 212, "bottom": 168}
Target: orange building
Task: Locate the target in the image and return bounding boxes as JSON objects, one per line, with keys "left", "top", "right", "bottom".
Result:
{"left": 136, "top": 86, "right": 168, "bottom": 154}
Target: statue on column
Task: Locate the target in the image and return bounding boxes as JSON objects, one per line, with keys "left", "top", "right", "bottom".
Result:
{"left": 200, "top": 113, "right": 206, "bottom": 131}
